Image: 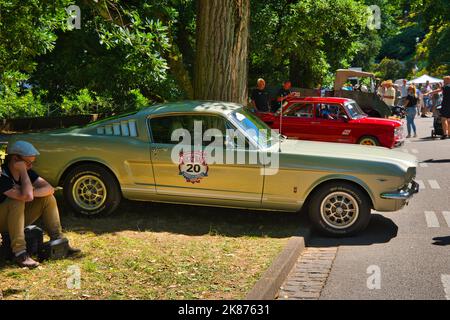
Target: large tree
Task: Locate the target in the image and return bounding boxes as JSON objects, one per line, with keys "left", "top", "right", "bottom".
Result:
{"left": 194, "top": 0, "right": 250, "bottom": 105}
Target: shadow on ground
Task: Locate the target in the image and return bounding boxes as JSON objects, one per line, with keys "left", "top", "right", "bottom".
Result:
{"left": 423, "top": 159, "right": 450, "bottom": 164}
{"left": 432, "top": 236, "right": 450, "bottom": 246}
{"left": 307, "top": 214, "right": 398, "bottom": 247}
{"left": 56, "top": 195, "right": 308, "bottom": 239}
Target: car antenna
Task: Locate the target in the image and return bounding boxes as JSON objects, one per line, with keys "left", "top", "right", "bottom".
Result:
{"left": 279, "top": 96, "right": 286, "bottom": 153}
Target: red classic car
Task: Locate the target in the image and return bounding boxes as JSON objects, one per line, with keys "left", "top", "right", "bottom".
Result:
{"left": 256, "top": 97, "right": 404, "bottom": 148}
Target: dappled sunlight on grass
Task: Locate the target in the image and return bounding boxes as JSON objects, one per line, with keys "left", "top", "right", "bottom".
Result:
{"left": 0, "top": 198, "right": 304, "bottom": 300}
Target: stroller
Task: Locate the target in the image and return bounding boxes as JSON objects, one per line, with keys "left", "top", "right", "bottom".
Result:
{"left": 431, "top": 106, "right": 444, "bottom": 138}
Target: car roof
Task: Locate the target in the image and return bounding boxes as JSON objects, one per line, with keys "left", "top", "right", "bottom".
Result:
{"left": 288, "top": 97, "right": 353, "bottom": 104}
{"left": 138, "top": 101, "right": 243, "bottom": 117}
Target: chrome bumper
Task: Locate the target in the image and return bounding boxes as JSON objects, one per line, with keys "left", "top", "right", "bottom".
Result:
{"left": 381, "top": 181, "right": 420, "bottom": 200}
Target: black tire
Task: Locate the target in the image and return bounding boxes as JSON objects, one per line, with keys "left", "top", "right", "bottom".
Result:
{"left": 358, "top": 136, "right": 380, "bottom": 147}
{"left": 308, "top": 182, "right": 371, "bottom": 237}
{"left": 63, "top": 164, "right": 121, "bottom": 217}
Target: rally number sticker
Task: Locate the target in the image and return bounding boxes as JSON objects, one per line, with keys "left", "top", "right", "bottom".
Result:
{"left": 179, "top": 151, "right": 209, "bottom": 184}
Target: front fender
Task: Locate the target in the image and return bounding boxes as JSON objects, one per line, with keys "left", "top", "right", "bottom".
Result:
{"left": 303, "top": 174, "right": 376, "bottom": 208}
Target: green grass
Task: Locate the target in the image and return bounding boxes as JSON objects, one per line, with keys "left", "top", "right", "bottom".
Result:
{"left": 0, "top": 195, "right": 305, "bottom": 300}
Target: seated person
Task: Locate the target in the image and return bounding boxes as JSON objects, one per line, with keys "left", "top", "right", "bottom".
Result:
{"left": 0, "top": 141, "right": 80, "bottom": 268}
{"left": 319, "top": 105, "right": 334, "bottom": 120}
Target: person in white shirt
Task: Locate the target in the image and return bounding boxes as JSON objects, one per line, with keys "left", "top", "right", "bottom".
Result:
{"left": 383, "top": 80, "right": 396, "bottom": 107}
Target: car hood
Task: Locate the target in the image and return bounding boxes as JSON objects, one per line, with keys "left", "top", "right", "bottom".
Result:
{"left": 278, "top": 139, "right": 417, "bottom": 170}
{"left": 353, "top": 116, "right": 402, "bottom": 127}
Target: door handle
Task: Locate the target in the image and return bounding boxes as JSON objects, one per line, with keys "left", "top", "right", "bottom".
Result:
{"left": 311, "top": 122, "right": 321, "bottom": 125}
{"left": 152, "top": 147, "right": 168, "bottom": 155}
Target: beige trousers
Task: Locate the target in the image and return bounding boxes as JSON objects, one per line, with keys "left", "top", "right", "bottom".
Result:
{"left": 0, "top": 195, "right": 63, "bottom": 254}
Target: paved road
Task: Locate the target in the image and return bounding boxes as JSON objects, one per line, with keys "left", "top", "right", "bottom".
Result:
{"left": 282, "top": 116, "right": 450, "bottom": 300}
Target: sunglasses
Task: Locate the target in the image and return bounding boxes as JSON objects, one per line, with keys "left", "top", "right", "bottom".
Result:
{"left": 17, "top": 156, "right": 35, "bottom": 166}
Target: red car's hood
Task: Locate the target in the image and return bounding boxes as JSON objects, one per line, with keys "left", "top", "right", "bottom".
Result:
{"left": 353, "top": 116, "right": 402, "bottom": 127}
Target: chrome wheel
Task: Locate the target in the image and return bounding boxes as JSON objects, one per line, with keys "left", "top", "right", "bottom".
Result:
{"left": 320, "top": 192, "right": 359, "bottom": 229}
{"left": 360, "top": 138, "right": 377, "bottom": 146}
{"left": 72, "top": 175, "right": 107, "bottom": 211}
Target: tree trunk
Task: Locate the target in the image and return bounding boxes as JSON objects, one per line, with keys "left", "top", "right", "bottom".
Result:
{"left": 194, "top": 0, "right": 250, "bottom": 105}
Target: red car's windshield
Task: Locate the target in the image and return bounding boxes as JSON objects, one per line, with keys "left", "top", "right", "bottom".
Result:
{"left": 345, "top": 102, "right": 367, "bottom": 119}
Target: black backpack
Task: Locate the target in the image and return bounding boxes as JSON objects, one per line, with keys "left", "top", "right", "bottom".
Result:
{"left": 0, "top": 225, "right": 44, "bottom": 261}
{"left": 0, "top": 226, "right": 69, "bottom": 262}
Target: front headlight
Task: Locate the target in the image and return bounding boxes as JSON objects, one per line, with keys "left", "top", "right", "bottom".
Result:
{"left": 394, "top": 126, "right": 404, "bottom": 138}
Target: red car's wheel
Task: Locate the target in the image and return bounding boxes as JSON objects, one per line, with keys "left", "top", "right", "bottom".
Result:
{"left": 358, "top": 136, "right": 380, "bottom": 146}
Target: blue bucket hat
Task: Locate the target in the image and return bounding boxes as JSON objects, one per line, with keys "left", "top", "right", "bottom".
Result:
{"left": 7, "top": 141, "right": 40, "bottom": 157}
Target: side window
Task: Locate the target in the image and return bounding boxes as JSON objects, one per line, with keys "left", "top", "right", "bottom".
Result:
{"left": 284, "top": 103, "right": 314, "bottom": 118}
{"left": 149, "top": 115, "right": 229, "bottom": 146}
{"left": 316, "top": 104, "right": 346, "bottom": 120}
{"left": 149, "top": 116, "right": 185, "bottom": 144}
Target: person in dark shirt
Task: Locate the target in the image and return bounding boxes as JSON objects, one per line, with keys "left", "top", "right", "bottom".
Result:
{"left": 427, "top": 76, "right": 450, "bottom": 139}
{"left": 273, "top": 81, "right": 295, "bottom": 112}
{"left": 403, "top": 85, "right": 419, "bottom": 138}
{"left": 0, "top": 141, "right": 80, "bottom": 268}
{"left": 251, "top": 78, "right": 270, "bottom": 112}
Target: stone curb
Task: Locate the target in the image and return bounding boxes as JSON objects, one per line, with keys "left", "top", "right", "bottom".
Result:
{"left": 245, "top": 224, "right": 311, "bottom": 300}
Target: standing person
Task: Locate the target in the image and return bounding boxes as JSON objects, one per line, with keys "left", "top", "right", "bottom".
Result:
{"left": 401, "top": 80, "right": 409, "bottom": 99}
{"left": 427, "top": 76, "right": 450, "bottom": 139}
{"left": 431, "top": 83, "right": 443, "bottom": 114}
{"left": 274, "top": 81, "right": 294, "bottom": 112}
{"left": 403, "top": 85, "right": 419, "bottom": 138}
{"left": 399, "top": 79, "right": 409, "bottom": 106}
{"left": 422, "top": 81, "right": 433, "bottom": 116}
{"left": 0, "top": 141, "right": 80, "bottom": 268}
{"left": 251, "top": 78, "right": 270, "bottom": 112}
{"left": 376, "top": 80, "right": 385, "bottom": 98}
{"left": 416, "top": 85, "right": 423, "bottom": 117}
{"left": 383, "top": 80, "right": 396, "bottom": 108}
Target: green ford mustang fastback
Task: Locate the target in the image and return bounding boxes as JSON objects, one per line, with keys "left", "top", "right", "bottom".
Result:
{"left": 2, "top": 101, "right": 419, "bottom": 236}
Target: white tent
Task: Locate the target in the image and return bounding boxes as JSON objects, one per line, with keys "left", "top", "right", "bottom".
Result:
{"left": 408, "top": 75, "right": 443, "bottom": 85}
{"left": 395, "top": 79, "right": 407, "bottom": 86}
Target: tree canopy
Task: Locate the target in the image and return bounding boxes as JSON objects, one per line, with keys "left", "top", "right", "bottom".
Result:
{"left": 1, "top": 0, "right": 449, "bottom": 118}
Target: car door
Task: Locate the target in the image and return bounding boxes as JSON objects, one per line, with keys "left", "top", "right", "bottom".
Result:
{"left": 315, "top": 103, "right": 353, "bottom": 143}
{"left": 278, "top": 102, "right": 315, "bottom": 140}
{"left": 148, "top": 113, "right": 264, "bottom": 207}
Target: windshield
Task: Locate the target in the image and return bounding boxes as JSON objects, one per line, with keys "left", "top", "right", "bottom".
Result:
{"left": 230, "top": 109, "right": 279, "bottom": 148}
{"left": 345, "top": 102, "right": 367, "bottom": 119}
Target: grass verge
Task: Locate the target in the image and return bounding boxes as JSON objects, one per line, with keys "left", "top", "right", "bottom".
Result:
{"left": 0, "top": 196, "right": 304, "bottom": 300}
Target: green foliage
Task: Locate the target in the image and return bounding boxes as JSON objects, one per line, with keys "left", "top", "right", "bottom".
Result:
{"left": 379, "top": 24, "right": 425, "bottom": 61}
{"left": 61, "top": 88, "right": 97, "bottom": 115}
{"left": 250, "top": 0, "right": 369, "bottom": 88}
{"left": 126, "top": 89, "right": 150, "bottom": 110}
{"left": 0, "top": 71, "right": 47, "bottom": 118}
{"left": 374, "top": 58, "right": 408, "bottom": 80}
{"left": 374, "top": 0, "right": 450, "bottom": 77}
{"left": 0, "top": 0, "right": 72, "bottom": 74}
{"left": 2, "top": 0, "right": 449, "bottom": 120}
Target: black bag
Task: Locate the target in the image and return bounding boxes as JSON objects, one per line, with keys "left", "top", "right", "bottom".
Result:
{"left": 0, "top": 225, "right": 44, "bottom": 261}
{"left": 0, "top": 226, "right": 69, "bottom": 262}
{"left": 38, "top": 238, "right": 69, "bottom": 261}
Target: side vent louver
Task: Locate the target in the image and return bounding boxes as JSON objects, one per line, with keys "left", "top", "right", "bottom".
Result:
{"left": 97, "top": 120, "right": 138, "bottom": 137}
